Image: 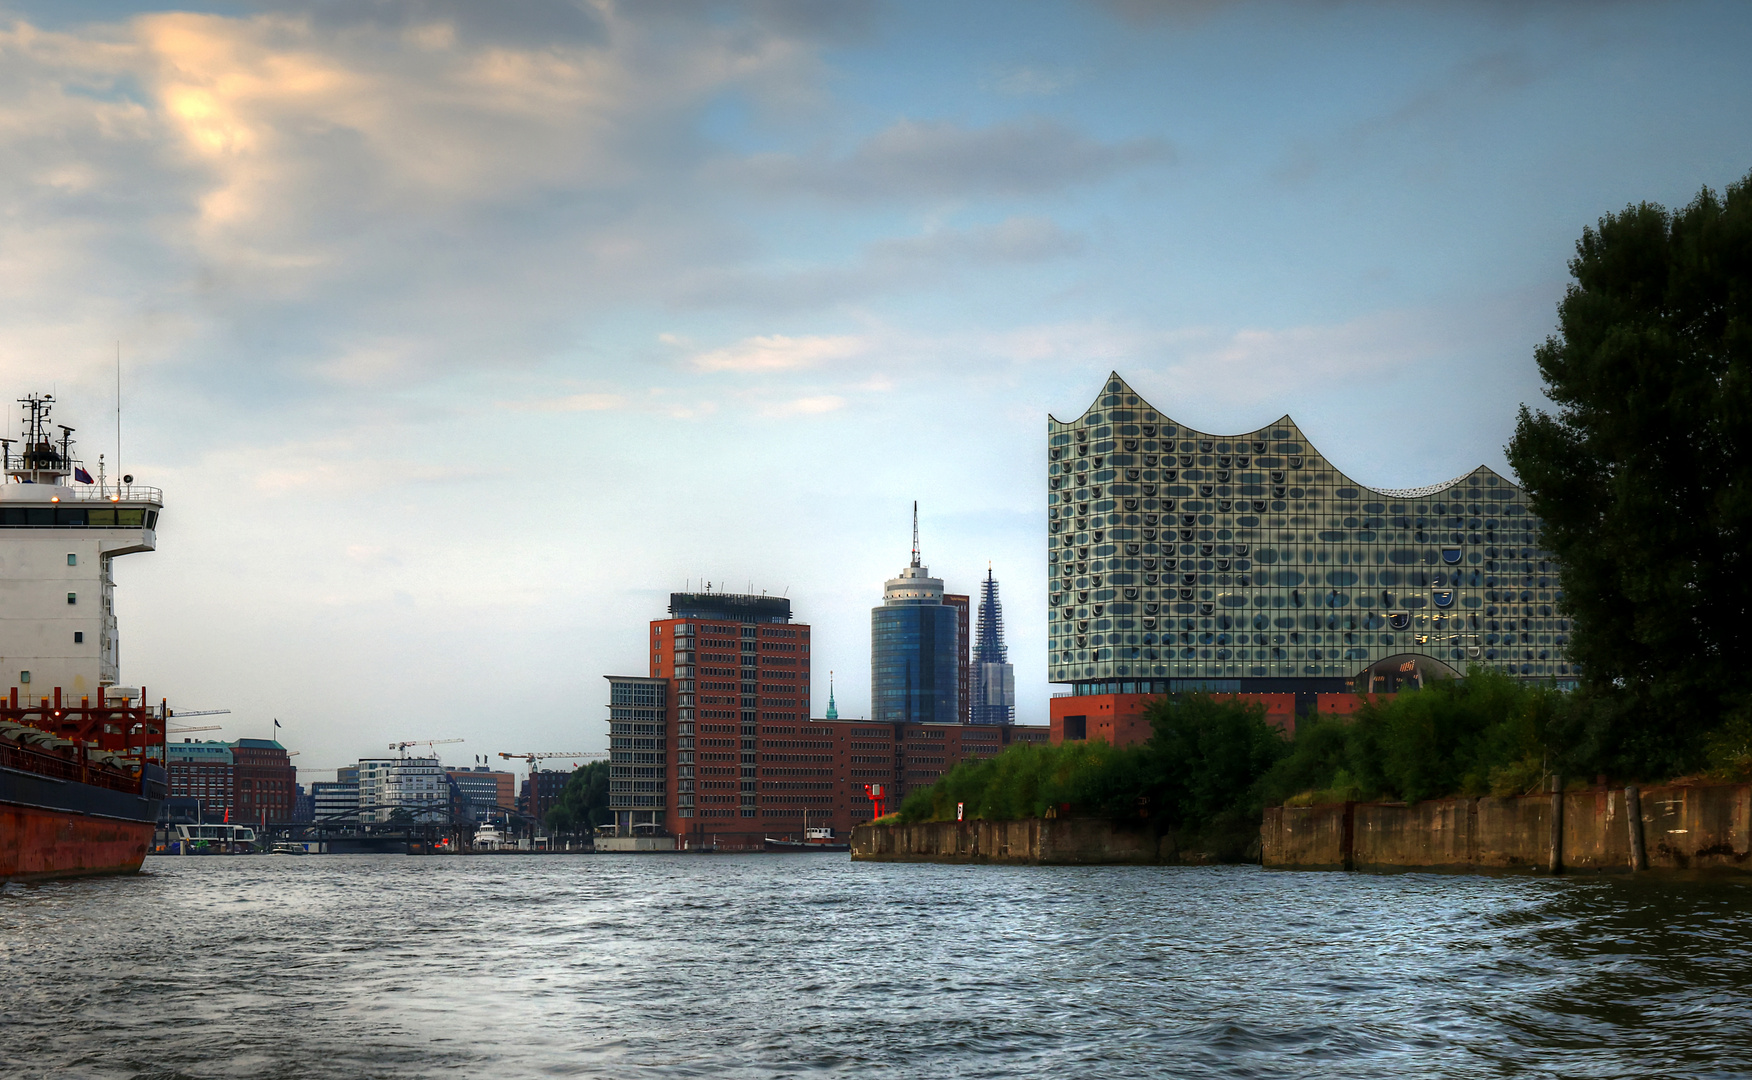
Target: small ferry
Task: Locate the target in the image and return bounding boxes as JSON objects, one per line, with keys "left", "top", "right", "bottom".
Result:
{"left": 171, "top": 824, "right": 257, "bottom": 854}
{"left": 472, "top": 823, "right": 509, "bottom": 851}
{"left": 764, "top": 826, "right": 850, "bottom": 852}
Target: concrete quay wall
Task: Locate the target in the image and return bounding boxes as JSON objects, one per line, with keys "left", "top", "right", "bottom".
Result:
{"left": 1262, "top": 782, "right": 1752, "bottom": 874}
{"left": 851, "top": 818, "right": 1162, "bottom": 864}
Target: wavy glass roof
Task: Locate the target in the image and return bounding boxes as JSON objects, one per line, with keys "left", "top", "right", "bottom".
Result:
{"left": 1045, "top": 373, "right": 1568, "bottom": 688}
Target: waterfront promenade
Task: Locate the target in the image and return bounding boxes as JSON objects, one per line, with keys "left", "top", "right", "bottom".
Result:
{"left": 4, "top": 854, "right": 1750, "bottom": 1078}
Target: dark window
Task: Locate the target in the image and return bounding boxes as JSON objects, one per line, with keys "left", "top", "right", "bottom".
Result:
{"left": 1063, "top": 715, "right": 1087, "bottom": 741}
{"left": 55, "top": 507, "right": 87, "bottom": 526}
{"left": 25, "top": 508, "right": 52, "bottom": 527}
{"left": 74, "top": 632, "right": 83, "bottom": 643}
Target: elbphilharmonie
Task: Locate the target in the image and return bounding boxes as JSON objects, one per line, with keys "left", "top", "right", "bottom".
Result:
{"left": 1048, "top": 374, "right": 1570, "bottom": 705}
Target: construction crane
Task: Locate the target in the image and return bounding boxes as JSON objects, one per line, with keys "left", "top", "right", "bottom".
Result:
{"left": 390, "top": 738, "right": 465, "bottom": 758}
{"left": 170, "top": 709, "right": 232, "bottom": 718}
{"left": 167, "top": 724, "right": 223, "bottom": 734}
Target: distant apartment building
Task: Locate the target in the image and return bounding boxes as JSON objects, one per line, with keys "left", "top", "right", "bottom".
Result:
{"left": 165, "top": 738, "right": 296, "bottom": 824}
{"left": 355, "top": 758, "right": 396, "bottom": 819}
{"left": 166, "top": 740, "right": 235, "bottom": 819}
{"left": 311, "top": 772, "right": 359, "bottom": 823}
{"left": 521, "top": 769, "right": 571, "bottom": 825}
{"left": 232, "top": 739, "right": 297, "bottom": 825}
{"left": 446, "top": 767, "right": 515, "bottom": 822}
{"left": 380, "top": 757, "right": 447, "bottom": 822}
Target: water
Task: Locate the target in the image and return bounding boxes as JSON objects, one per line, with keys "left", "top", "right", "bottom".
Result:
{"left": 3, "top": 855, "right": 1750, "bottom": 1079}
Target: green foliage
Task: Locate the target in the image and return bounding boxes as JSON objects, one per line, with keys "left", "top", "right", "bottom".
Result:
{"left": 897, "top": 695, "right": 1288, "bottom": 858}
{"left": 1506, "top": 170, "right": 1752, "bottom": 778}
{"left": 542, "top": 761, "right": 611, "bottom": 834}
{"left": 1262, "top": 667, "right": 1561, "bottom": 804}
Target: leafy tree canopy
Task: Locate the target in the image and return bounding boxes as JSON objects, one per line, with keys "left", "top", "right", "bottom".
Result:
{"left": 542, "top": 761, "right": 611, "bottom": 834}
{"left": 1507, "top": 171, "right": 1752, "bottom": 776}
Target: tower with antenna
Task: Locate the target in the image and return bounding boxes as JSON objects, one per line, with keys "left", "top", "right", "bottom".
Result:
{"left": 971, "top": 565, "right": 1016, "bottom": 725}
{"left": 871, "top": 503, "right": 960, "bottom": 724}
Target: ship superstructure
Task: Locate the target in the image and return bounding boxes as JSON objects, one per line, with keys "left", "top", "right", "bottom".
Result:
{"left": 0, "top": 393, "right": 167, "bottom": 882}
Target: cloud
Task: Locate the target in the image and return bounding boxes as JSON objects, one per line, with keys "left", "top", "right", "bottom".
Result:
{"left": 688, "top": 333, "right": 869, "bottom": 372}
{"left": 672, "top": 216, "right": 1082, "bottom": 310}
{"left": 0, "top": 5, "right": 831, "bottom": 401}
{"left": 988, "top": 65, "right": 1080, "bottom": 97}
{"left": 761, "top": 394, "right": 845, "bottom": 417}
{"left": 868, "top": 216, "right": 1083, "bottom": 263}
{"left": 505, "top": 392, "right": 628, "bottom": 412}
{"left": 727, "top": 117, "right": 1171, "bottom": 200}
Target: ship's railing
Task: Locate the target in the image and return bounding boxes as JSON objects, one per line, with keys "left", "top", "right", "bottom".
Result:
{"left": 0, "top": 482, "right": 162, "bottom": 503}
{"left": 0, "top": 737, "right": 144, "bottom": 795}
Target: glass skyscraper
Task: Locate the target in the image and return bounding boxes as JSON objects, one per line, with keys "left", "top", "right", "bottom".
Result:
{"left": 1049, "top": 373, "right": 1571, "bottom": 695}
{"left": 872, "top": 515, "right": 961, "bottom": 724}
{"left": 971, "top": 568, "right": 1016, "bottom": 725}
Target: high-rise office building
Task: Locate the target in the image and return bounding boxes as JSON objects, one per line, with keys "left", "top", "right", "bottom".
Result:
{"left": 1048, "top": 373, "right": 1571, "bottom": 741}
{"left": 871, "top": 506, "right": 961, "bottom": 725}
{"left": 943, "top": 592, "right": 971, "bottom": 721}
{"left": 608, "top": 589, "right": 809, "bottom": 837}
{"left": 971, "top": 568, "right": 1016, "bottom": 725}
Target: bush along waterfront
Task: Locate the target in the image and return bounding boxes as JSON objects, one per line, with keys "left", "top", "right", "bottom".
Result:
{"left": 892, "top": 667, "right": 1737, "bottom": 862}
{"left": 895, "top": 695, "right": 1287, "bottom": 861}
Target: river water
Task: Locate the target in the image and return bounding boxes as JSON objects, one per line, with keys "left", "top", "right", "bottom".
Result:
{"left": 2, "top": 855, "right": 1750, "bottom": 1079}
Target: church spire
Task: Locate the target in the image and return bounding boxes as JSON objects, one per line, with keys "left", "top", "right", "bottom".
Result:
{"left": 825, "top": 670, "right": 838, "bottom": 720}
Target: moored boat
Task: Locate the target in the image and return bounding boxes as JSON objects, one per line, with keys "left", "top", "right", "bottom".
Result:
{"left": 0, "top": 393, "right": 169, "bottom": 883}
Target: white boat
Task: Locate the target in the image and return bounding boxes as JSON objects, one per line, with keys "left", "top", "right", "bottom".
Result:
{"left": 173, "top": 824, "right": 257, "bottom": 854}
{"left": 473, "top": 823, "right": 508, "bottom": 851}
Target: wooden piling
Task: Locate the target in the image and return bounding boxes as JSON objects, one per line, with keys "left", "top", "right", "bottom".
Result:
{"left": 1625, "top": 785, "right": 1647, "bottom": 871}
{"left": 1548, "top": 775, "right": 1564, "bottom": 874}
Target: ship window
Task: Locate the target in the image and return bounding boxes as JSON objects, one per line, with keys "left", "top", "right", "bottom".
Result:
{"left": 67, "top": 553, "right": 76, "bottom": 565}
{"left": 74, "top": 632, "right": 83, "bottom": 643}
{"left": 67, "top": 592, "right": 77, "bottom": 605}
{"left": 87, "top": 508, "right": 115, "bottom": 527}
{"left": 26, "top": 508, "right": 52, "bottom": 527}
{"left": 19, "top": 671, "right": 29, "bottom": 684}
{"left": 55, "top": 508, "right": 87, "bottom": 527}
{"left": 116, "top": 509, "right": 144, "bottom": 528}
{"left": 147, "top": 511, "right": 158, "bottom": 529}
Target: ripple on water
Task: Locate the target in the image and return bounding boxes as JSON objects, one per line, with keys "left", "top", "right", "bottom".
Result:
{"left": 1, "top": 856, "right": 1750, "bottom": 1079}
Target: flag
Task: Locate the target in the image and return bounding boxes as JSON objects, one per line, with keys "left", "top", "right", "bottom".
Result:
{"left": 73, "top": 467, "right": 94, "bottom": 484}
{"left": 274, "top": 719, "right": 281, "bottom": 728}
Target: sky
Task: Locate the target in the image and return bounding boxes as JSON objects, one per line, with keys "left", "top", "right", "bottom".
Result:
{"left": 0, "top": 0, "right": 1748, "bottom": 775}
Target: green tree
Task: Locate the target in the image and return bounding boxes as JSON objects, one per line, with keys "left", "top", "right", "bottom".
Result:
{"left": 1507, "top": 171, "right": 1752, "bottom": 777}
{"left": 542, "top": 761, "right": 612, "bottom": 834}
{"left": 1140, "top": 694, "right": 1287, "bottom": 832}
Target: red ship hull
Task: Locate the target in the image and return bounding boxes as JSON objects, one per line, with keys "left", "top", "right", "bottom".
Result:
{"left": 0, "top": 803, "right": 153, "bottom": 882}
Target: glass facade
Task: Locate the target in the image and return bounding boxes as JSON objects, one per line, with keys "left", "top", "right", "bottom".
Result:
{"left": 607, "top": 676, "right": 667, "bottom": 824}
{"left": 1048, "top": 374, "right": 1570, "bottom": 690}
{"left": 872, "top": 603, "right": 960, "bottom": 724}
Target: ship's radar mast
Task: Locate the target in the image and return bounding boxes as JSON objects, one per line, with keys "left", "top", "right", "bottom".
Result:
{"left": 5, "top": 393, "right": 79, "bottom": 484}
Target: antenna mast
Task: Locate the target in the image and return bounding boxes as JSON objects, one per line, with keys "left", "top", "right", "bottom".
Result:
{"left": 911, "top": 501, "right": 919, "bottom": 568}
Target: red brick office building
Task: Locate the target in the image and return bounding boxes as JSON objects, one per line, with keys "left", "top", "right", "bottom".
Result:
{"left": 606, "top": 591, "right": 1048, "bottom": 850}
